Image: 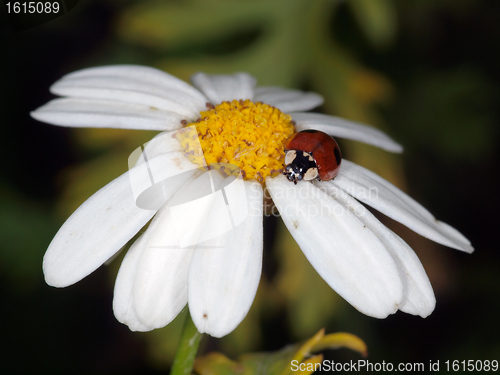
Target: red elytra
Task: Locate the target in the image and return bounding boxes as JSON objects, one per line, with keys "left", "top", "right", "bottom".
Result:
{"left": 284, "top": 130, "right": 342, "bottom": 181}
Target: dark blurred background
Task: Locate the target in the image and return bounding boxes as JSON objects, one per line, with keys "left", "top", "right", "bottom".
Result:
{"left": 1, "top": 0, "right": 499, "bottom": 373}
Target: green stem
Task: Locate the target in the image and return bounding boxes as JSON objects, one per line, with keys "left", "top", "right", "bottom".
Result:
{"left": 170, "top": 310, "right": 203, "bottom": 375}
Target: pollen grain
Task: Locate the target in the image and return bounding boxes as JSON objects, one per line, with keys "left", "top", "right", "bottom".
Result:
{"left": 177, "top": 100, "right": 295, "bottom": 185}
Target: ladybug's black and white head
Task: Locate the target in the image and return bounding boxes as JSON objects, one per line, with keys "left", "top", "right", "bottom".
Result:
{"left": 283, "top": 150, "right": 319, "bottom": 185}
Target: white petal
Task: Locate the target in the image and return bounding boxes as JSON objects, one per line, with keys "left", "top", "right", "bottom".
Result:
{"left": 112, "top": 234, "right": 152, "bottom": 332}
{"left": 31, "top": 98, "right": 186, "bottom": 131}
{"left": 316, "top": 182, "right": 436, "bottom": 317}
{"left": 59, "top": 65, "right": 204, "bottom": 96}
{"left": 267, "top": 174, "right": 403, "bottom": 318}
{"left": 51, "top": 65, "right": 207, "bottom": 119}
{"left": 128, "top": 132, "right": 204, "bottom": 211}
{"left": 333, "top": 160, "right": 474, "bottom": 253}
{"left": 131, "top": 208, "right": 193, "bottom": 330}
{"left": 134, "top": 131, "right": 183, "bottom": 165}
{"left": 388, "top": 234, "right": 436, "bottom": 316}
{"left": 290, "top": 112, "right": 403, "bottom": 153}
{"left": 43, "top": 148, "right": 197, "bottom": 287}
{"left": 253, "top": 86, "right": 324, "bottom": 112}
{"left": 55, "top": 65, "right": 206, "bottom": 107}
{"left": 191, "top": 73, "right": 256, "bottom": 104}
{"left": 43, "top": 170, "right": 156, "bottom": 287}
{"left": 131, "top": 170, "right": 216, "bottom": 329}
{"left": 167, "top": 170, "right": 228, "bottom": 247}
{"left": 189, "top": 179, "right": 263, "bottom": 337}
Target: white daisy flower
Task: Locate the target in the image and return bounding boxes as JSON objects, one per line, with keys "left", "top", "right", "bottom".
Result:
{"left": 31, "top": 65, "right": 473, "bottom": 338}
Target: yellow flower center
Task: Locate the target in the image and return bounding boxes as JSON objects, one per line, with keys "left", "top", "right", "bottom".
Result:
{"left": 176, "top": 100, "right": 295, "bottom": 184}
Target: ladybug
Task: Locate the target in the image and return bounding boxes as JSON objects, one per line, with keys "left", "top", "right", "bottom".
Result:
{"left": 282, "top": 130, "right": 342, "bottom": 184}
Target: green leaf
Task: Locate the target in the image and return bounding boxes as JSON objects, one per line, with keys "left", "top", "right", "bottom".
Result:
{"left": 348, "top": 0, "right": 397, "bottom": 48}
{"left": 194, "top": 329, "right": 367, "bottom": 375}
